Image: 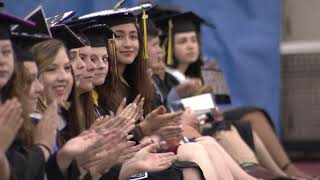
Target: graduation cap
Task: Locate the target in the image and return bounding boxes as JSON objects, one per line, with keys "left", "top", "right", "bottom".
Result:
{"left": 146, "top": 19, "right": 159, "bottom": 37}
{"left": 11, "top": 6, "right": 52, "bottom": 40}
{"left": 0, "top": 12, "right": 35, "bottom": 40}
{"left": 12, "top": 43, "right": 33, "bottom": 61}
{"left": 46, "top": 11, "right": 75, "bottom": 27}
{"left": 66, "top": 19, "right": 98, "bottom": 46}
{"left": 156, "top": 11, "right": 214, "bottom": 34}
{"left": 10, "top": 6, "right": 53, "bottom": 62}
{"left": 138, "top": 1, "right": 181, "bottom": 22}
{"left": 50, "top": 24, "right": 85, "bottom": 49}
{"left": 81, "top": 24, "right": 114, "bottom": 48}
{"left": 78, "top": 9, "right": 136, "bottom": 28}
{"left": 78, "top": 3, "right": 152, "bottom": 23}
{"left": 156, "top": 11, "right": 215, "bottom": 65}
{"left": 77, "top": 3, "right": 154, "bottom": 29}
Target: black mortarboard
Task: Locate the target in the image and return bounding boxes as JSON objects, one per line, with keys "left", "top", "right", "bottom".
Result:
{"left": 81, "top": 24, "right": 114, "bottom": 48}
{"left": 156, "top": 11, "right": 214, "bottom": 34}
{"left": 12, "top": 43, "right": 33, "bottom": 61}
{"left": 139, "top": 1, "right": 181, "bottom": 22}
{"left": 11, "top": 6, "right": 52, "bottom": 40}
{"left": 77, "top": 3, "right": 153, "bottom": 27}
{"left": 101, "top": 13, "right": 136, "bottom": 28}
{"left": 0, "top": 12, "right": 35, "bottom": 40}
{"left": 146, "top": 19, "right": 159, "bottom": 37}
{"left": 66, "top": 19, "right": 98, "bottom": 46}
{"left": 46, "top": 11, "right": 75, "bottom": 27}
{"left": 50, "top": 24, "right": 85, "bottom": 49}
{"left": 10, "top": 6, "right": 52, "bottom": 62}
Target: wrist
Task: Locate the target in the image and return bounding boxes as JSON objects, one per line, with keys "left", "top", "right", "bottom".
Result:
{"left": 139, "top": 121, "right": 151, "bottom": 136}
{"left": 88, "top": 168, "right": 103, "bottom": 180}
{"left": 119, "top": 162, "right": 138, "bottom": 180}
{"left": 56, "top": 150, "right": 73, "bottom": 173}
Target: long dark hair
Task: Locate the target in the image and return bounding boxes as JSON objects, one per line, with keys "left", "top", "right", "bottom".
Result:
{"left": 79, "top": 91, "right": 96, "bottom": 129}
{"left": 167, "top": 31, "right": 204, "bottom": 80}
{"left": 98, "top": 22, "right": 154, "bottom": 115}
{"left": 95, "top": 40, "right": 119, "bottom": 114}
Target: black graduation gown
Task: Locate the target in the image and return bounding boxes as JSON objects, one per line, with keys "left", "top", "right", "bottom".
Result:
{"left": 6, "top": 139, "right": 46, "bottom": 180}
{"left": 46, "top": 113, "right": 83, "bottom": 180}
{"left": 163, "top": 72, "right": 180, "bottom": 93}
{"left": 46, "top": 153, "right": 81, "bottom": 180}
{"left": 223, "top": 106, "right": 275, "bottom": 130}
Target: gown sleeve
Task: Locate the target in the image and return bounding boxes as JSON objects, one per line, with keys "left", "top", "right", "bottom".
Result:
{"left": 7, "top": 140, "right": 46, "bottom": 180}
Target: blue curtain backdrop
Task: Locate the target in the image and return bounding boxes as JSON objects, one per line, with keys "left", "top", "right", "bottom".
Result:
{"left": 2, "top": 0, "right": 281, "bottom": 134}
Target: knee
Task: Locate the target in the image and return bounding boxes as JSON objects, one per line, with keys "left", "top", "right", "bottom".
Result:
{"left": 196, "top": 136, "right": 221, "bottom": 147}
{"left": 177, "top": 143, "right": 207, "bottom": 160}
{"left": 241, "top": 111, "right": 267, "bottom": 122}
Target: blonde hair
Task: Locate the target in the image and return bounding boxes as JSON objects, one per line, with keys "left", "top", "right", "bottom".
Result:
{"left": 32, "top": 39, "right": 66, "bottom": 74}
{"left": 32, "top": 39, "right": 85, "bottom": 139}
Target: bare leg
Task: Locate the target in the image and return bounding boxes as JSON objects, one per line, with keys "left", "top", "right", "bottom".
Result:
{"left": 214, "top": 126, "right": 259, "bottom": 165}
{"left": 241, "top": 111, "right": 310, "bottom": 178}
{"left": 177, "top": 143, "right": 220, "bottom": 180}
{"left": 197, "top": 142, "right": 235, "bottom": 180}
{"left": 182, "top": 168, "right": 202, "bottom": 180}
{"left": 196, "top": 136, "right": 257, "bottom": 180}
{"left": 253, "top": 131, "right": 287, "bottom": 177}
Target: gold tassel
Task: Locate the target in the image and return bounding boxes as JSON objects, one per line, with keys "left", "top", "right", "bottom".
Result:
{"left": 142, "top": 10, "right": 149, "bottom": 61}
{"left": 162, "top": 37, "right": 168, "bottom": 51}
{"left": 167, "top": 19, "right": 173, "bottom": 65}
{"left": 111, "top": 34, "right": 118, "bottom": 79}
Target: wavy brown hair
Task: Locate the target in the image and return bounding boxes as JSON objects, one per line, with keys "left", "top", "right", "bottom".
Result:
{"left": 32, "top": 39, "right": 85, "bottom": 139}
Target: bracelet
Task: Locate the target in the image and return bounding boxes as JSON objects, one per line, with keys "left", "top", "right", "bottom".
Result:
{"left": 35, "top": 143, "right": 52, "bottom": 154}
{"left": 132, "top": 124, "right": 144, "bottom": 141}
{"left": 240, "top": 162, "right": 258, "bottom": 168}
{"left": 136, "top": 124, "right": 144, "bottom": 137}
{"left": 281, "top": 161, "right": 291, "bottom": 171}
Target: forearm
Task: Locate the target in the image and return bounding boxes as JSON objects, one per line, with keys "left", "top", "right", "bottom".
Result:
{"left": 118, "top": 162, "right": 138, "bottom": 180}
{"left": 56, "top": 151, "right": 73, "bottom": 175}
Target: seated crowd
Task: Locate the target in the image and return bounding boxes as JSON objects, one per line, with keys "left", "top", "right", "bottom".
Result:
{"left": 0, "top": 1, "right": 313, "bottom": 180}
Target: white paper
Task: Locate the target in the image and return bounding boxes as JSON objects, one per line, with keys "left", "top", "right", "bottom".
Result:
{"left": 180, "top": 93, "right": 216, "bottom": 115}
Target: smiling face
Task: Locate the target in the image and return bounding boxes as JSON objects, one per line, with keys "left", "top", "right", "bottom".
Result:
{"left": 173, "top": 31, "right": 200, "bottom": 65}
{"left": 91, "top": 47, "right": 108, "bottom": 86}
{"left": 112, "top": 23, "right": 139, "bottom": 66}
{"left": 77, "top": 46, "right": 96, "bottom": 94}
{"left": 69, "top": 48, "right": 85, "bottom": 87}
{"left": 0, "top": 40, "right": 14, "bottom": 90}
{"left": 23, "top": 62, "right": 43, "bottom": 112}
{"left": 39, "top": 47, "right": 73, "bottom": 104}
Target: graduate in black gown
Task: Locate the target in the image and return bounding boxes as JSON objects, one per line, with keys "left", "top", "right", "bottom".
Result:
{"left": 1, "top": 7, "right": 62, "bottom": 180}
{"left": 0, "top": 10, "right": 36, "bottom": 180}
